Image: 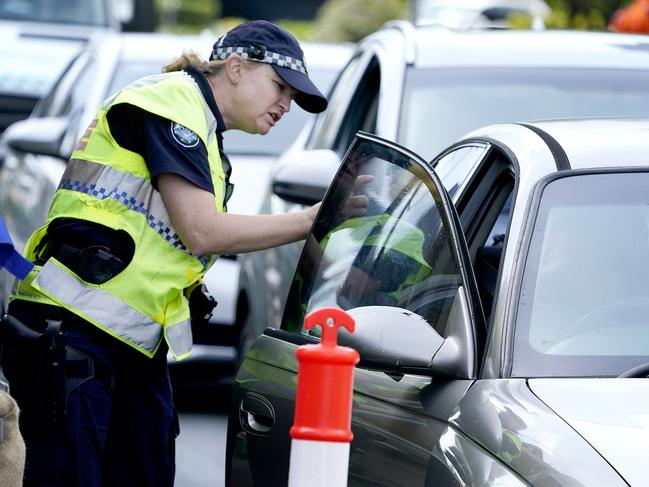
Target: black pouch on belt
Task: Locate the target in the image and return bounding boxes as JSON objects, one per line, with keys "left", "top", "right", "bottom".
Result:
{"left": 1, "top": 312, "right": 113, "bottom": 429}
{"left": 42, "top": 241, "right": 127, "bottom": 284}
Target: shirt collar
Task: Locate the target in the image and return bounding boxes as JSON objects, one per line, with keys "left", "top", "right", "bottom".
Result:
{"left": 183, "top": 64, "right": 225, "bottom": 133}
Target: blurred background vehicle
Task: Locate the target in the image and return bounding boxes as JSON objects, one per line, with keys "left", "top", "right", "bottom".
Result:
{"left": 0, "top": 30, "right": 352, "bottom": 393}
{"left": 238, "top": 21, "right": 649, "bottom": 367}
{"left": 412, "top": 0, "right": 550, "bottom": 29}
{"left": 229, "top": 117, "right": 649, "bottom": 486}
{"left": 0, "top": 0, "right": 155, "bottom": 138}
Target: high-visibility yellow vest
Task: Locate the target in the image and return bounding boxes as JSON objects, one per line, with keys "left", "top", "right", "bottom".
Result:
{"left": 12, "top": 71, "right": 227, "bottom": 360}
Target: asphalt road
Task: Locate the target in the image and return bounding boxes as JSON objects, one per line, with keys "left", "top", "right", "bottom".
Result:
{"left": 176, "top": 411, "right": 227, "bottom": 487}
{"left": 175, "top": 388, "right": 232, "bottom": 487}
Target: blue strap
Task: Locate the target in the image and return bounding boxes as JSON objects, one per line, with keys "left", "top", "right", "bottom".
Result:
{"left": 0, "top": 216, "right": 34, "bottom": 279}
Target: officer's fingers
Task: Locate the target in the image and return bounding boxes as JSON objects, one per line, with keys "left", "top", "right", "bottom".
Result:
{"left": 342, "top": 195, "right": 369, "bottom": 217}
{"left": 353, "top": 174, "right": 374, "bottom": 190}
{"left": 349, "top": 194, "right": 369, "bottom": 208}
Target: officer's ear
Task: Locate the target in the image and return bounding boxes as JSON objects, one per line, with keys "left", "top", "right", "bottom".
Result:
{"left": 225, "top": 54, "right": 243, "bottom": 84}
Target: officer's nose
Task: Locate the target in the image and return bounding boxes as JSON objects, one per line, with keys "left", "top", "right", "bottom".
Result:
{"left": 279, "top": 93, "right": 291, "bottom": 114}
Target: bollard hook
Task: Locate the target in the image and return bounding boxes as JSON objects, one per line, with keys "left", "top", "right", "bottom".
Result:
{"left": 304, "top": 307, "right": 355, "bottom": 347}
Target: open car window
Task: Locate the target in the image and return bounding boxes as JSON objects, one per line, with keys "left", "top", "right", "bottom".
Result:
{"left": 282, "top": 133, "right": 481, "bottom": 340}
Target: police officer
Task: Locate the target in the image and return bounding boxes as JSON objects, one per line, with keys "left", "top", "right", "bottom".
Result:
{"left": 2, "top": 20, "right": 327, "bottom": 486}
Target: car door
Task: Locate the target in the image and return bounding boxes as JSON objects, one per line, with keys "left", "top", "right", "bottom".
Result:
{"left": 227, "top": 133, "right": 519, "bottom": 486}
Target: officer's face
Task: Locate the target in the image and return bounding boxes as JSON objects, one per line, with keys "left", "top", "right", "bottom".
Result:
{"left": 236, "top": 63, "right": 296, "bottom": 135}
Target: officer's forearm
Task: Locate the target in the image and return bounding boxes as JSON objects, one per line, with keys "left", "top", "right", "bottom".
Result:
{"left": 158, "top": 173, "right": 317, "bottom": 256}
{"left": 203, "top": 211, "right": 314, "bottom": 255}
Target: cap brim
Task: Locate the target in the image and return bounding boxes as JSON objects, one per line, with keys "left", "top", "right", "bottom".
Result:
{"left": 272, "top": 65, "right": 328, "bottom": 114}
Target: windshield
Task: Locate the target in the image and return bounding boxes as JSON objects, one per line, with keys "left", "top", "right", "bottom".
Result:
{"left": 400, "top": 67, "right": 649, "bottom": 161}
{"left": 513, "top": 172, "right": 649, "bottom": 377}
{"left": 222, "top": 68, "right": 340, "bottom": 156}
{"left": 0, "top": 0, "right": 108, "bottom": 25}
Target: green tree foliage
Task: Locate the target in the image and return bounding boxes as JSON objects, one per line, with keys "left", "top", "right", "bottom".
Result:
{"left": 544, "top": 0, "right": 630, "bottom": 30}
{"left": 156, "top": 0, "right": 221, "bottom": 32}
{"left": 310, "top": 0, "right": 409, "bottom": 42}
{"left": 510, "top": 0, "right": 630, "bottom": 30}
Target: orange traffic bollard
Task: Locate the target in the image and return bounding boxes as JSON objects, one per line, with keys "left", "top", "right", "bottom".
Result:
{"left": 288, "top": 307, "right": 360, "bottom": 487}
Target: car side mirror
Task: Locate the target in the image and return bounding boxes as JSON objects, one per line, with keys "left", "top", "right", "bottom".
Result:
{"left": 339, "top": 287, "right": 476, "bottom": 378}
{"left": 3, "top": 117, "right": 68, "bottom": 159}
{"left": 271, "top": 149, "right": 340, "bottom": 206}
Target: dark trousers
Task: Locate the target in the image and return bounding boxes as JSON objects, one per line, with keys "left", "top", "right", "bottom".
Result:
{"left": 3, "top": 303, "right": 178, "bottom": 487}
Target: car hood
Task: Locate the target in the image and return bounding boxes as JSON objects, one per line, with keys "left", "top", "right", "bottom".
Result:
{"left": 0, "top": 23, "right": 83, "bottom": 97}
{"left": 226, "top": 154, "right": 275, "bottom": 215}
{"left": 529, "top": 378, "right": 649, "bottom": 486}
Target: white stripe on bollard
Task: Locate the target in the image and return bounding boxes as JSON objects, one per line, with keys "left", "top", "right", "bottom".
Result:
{"left": 288, "top": 439, "right": 350, "bottom": 487}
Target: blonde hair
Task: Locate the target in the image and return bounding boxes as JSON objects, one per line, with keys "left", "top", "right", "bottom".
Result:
{"left": 163, "top": 50, "right": 263, "bottom": 76}
{"left": 163, "top": 50, "right": 225, "bottom": 76}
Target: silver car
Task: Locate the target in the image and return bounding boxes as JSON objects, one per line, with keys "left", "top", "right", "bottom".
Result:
{"left": 239, "top": 23, "right": 649, "bottom": 365}
{"left": 228, "top": 118, "right": 649, "bottom": 486}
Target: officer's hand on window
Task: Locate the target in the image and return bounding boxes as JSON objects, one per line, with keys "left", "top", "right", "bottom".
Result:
{"left": 342, "top": 174, "right": 374, "bottom": 220}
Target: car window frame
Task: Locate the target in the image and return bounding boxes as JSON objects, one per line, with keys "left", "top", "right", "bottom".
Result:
{"left": 32, "top": 49, "right": 92, "bottom": 119}
{"left": 279, "top": 131, "right": 486, "bottom": 376}
{"left": 308, "top": 49, "right": 376, "bottom": 153}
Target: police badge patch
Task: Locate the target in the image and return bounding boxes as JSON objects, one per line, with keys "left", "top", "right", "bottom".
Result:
{"left": 170, "top": 122, "right": 200, "bottom": 148}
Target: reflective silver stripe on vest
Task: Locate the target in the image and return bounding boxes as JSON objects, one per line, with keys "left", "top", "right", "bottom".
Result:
{"left": 33, "top": 260, "right": 163, "bottom": 354}
{"left": 165, "top": 317, "right": 193, "bottom": 359}
{"left": 59, "top": 158, "right": 209, "bottom": 266}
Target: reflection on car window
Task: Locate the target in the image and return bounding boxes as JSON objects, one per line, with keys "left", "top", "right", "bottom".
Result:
{"left": 514, "top": 172, "right": 649, "bottom": 377}
{"left": 433, "top": 144, "right": 488, "bottom": 201}
{"left": 282, "top": 137, "right": 464, "bottom": 339}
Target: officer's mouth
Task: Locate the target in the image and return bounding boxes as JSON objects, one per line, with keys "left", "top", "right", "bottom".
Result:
{"left": 268, "top": 112, "right": 281, "bottom": 125}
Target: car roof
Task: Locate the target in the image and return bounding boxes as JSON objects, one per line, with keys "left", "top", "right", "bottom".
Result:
{"left": 531, "top": 118, "right": 649, "bottom": 170}
{"left": 462, "top": 118, "right": 649, "bottom": 189}
{"left": 388, "top": 25, "right": 649, "bottom": 69}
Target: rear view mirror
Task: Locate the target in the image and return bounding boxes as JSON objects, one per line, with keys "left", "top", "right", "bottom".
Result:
{"left": 3, "top": 117, "right": 68, "bottom": 159}
{"left": 271, "top": 149, "right": 340, "bottom": 206}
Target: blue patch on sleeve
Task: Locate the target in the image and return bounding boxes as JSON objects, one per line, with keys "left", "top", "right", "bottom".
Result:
{"left": 170, "top": 122, "right": 200, "bottom": 149}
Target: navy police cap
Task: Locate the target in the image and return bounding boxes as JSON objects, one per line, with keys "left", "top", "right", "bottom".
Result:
{"left": 210, "top": 20, "right": 328, "bottom": 114}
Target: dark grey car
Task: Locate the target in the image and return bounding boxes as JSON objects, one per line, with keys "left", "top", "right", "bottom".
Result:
{"left": 227, "top": 119, "right": 649, "bottom": 486}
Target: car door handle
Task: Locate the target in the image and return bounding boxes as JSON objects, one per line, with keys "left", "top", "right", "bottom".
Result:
{"left": 240, "top": 393, "right": 275, "bottom": 434}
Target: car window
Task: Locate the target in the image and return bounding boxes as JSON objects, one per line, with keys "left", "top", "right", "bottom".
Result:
{"left": 282, "top": 136, "right": 470, "bottom": 339}
{"left": 513, "top": 171, "right": 649, "bottom": 377}
{"left": 433, "top": 144, "right": 490, "bottom": 201}
{"left": 33, "top": 50, "right": 92, "bottom": 118}
{"left": 400, "top": 67, "right": 649, "bottom": 161}
{"left": 308, "top": 52, "right": 374, "bottom": 152}
{"left": 330, "top": 57, "right": 380, "bottom": 156}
